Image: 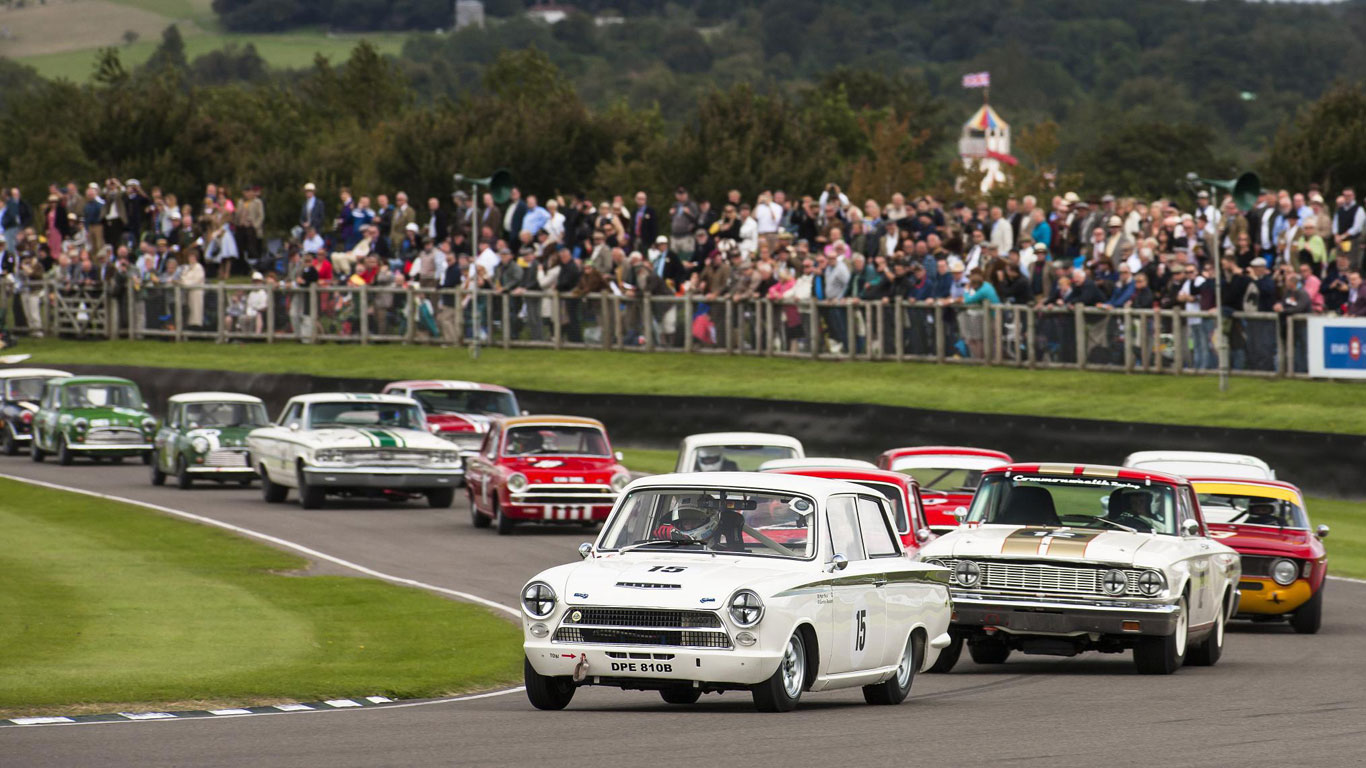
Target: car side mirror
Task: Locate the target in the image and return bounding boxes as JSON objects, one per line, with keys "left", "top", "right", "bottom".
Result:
{"left": 1316, "top": 524, "right": 1330, "bottom": 539}
{"left": 142, "top": 402, "right": 150, "bottom": 410}
{"left": 188, "top": 421, "right": 199, "bottom": 430}
{"left": 614, "top": 450, "right": 624, "bottom": 462}
{"left": 916, "top": 528, "right": 932, "bottom": 543}
{"left": 578, "top": 542, "right": 594, "bottom": 559}
{"left": 521, "top": 409, "right": 530, "bottom": 416}
{"left": 288, "top": 422, "right": 300, "bottom": 431}
{"left": 828, "top": 554, "right": 849, "bottom": 572}
{"left": 949, "top": 506, "right": 968, "bottom": 520}
{"left": 1182, "top": 519, "right": 1201, "bottom": 537}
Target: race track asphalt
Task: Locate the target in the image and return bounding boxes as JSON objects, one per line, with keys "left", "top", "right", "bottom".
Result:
{"left": 2, "top": 455, "right": 1364, "bottom": 768}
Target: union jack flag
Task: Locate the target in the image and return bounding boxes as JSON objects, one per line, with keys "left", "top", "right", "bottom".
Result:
{"left": 962, "top": 71, "right": 990, "bottom": 89}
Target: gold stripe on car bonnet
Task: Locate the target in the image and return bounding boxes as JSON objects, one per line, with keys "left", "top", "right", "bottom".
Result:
{"left": 1081, "top": 467, "right": 1120, "bottom": 478}
{"left": 1037, "top": 464, "right": 1075, "bottom": 475}
{"left": 1001, "top": 527, "right": 1052, "bottom": 555}
{"left": 1042, "top": 529, "right": 1104, "bottom": 558}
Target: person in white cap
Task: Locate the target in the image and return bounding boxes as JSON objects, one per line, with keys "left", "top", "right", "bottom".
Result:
{"left": 299, "top": 182, "right": 325, "bottom": 235}
{"left": 1195, "top": 189, "right": 1221, "bottom": 229}
{"left": 245, "top": 270, "right": 269, "bottom": 334}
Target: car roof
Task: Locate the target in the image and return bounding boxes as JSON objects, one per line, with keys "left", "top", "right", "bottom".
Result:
{"left": 880, "top": 445, "right": 1012, "bottom": 461}
{"left": 1186, "top": 476, "right": 1303, "bottom": 497}
{"left": 289, "top": 392, "right": 417, "bottom": 405}
{"left": 384, "top": 380, "right": 513, "bottom": 394}
{"left": 168, "top": 391, "right": 265, "bottom": 405}
{"left": 680, "top": 432, "right": 804, "bottom": 449}
{"left": 992, "top": 462, "right": 1190, "bottom": 486}
{"left": 57, "top": 376, "right": 137, "bottom": 386}
{"left": 1123, "top": 450, "right": 1271, "bottom": 470}
{"left": 759, "top": 458, "right": 876, "bottom": 470}
{"left": 498, "top": 414, "right": 606, "bottom": 429}
{"left": 627, "top": 471, "right": 872, "bottom": 498}
{"left": 765, "top": 465, "right": 916, "bottom": 488}
{"left": 0, "top": 368, "right": 72, "bottom": 380}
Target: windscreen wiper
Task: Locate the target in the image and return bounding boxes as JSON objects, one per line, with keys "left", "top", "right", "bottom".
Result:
{"left": 618, "top": 539, "right": 718, "bottom": 556}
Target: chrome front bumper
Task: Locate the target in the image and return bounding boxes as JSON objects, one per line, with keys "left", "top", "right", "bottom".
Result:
{"left": 70, "top": 442, "right": 153, "bottom": 452}
{"left": 950, "top": 591, "right": 1183, "bottom": 637}
{"left": 302, "top": 466, "right": 462, "bottom": 489}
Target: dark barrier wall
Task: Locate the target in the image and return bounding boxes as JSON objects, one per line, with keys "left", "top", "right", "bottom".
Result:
{"left": 53, "top": 364, "right": 1362, "bottom": 497}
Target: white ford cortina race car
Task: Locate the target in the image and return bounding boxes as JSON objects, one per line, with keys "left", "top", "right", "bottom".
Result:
{"left": 246, "top": 393, "right": 463, "bottom": 509}
{"left": 520, "top": 472, "right": 953, "bottom": 712}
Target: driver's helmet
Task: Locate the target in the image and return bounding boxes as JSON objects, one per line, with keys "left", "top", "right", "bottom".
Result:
{"left": 1244, "top": 501, "right": 1280, "bottom": 525}
{"left": 185, "top": 404, "right": 205, "bottom": 424}
{"left": 663, "top": 497, "right": 722, "bottom": 542}
{"left": 1108, "top": 488, "right": 1150, "bottom": 517}
{"left": 695, "top": 447, "right": 724, "bottom": 471}
{"left": 511, "top": 430, "right": 543, "bottom": 454}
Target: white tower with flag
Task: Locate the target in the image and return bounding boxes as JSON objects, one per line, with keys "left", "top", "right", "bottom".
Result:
{"left": 957, "top": 72, "right": 1016, "bottom": 193}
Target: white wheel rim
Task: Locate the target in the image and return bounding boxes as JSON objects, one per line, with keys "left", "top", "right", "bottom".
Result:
{"left": 895, "top": 637, "right": 915, "bottom": 688}
{"left": 781, "top": 635, "right": 805, "bottom": 699}
{"left": 1175, "top": 599, "right": 1188, "bottom": 657}
{"left": 1214, "top": 604, "right": 1224, "bottom": 648}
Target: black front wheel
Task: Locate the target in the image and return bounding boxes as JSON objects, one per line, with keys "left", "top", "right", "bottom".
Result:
{"left": 175, "top": 456, "right": 193, "bottom": 490}
{"left": 30, "top": 438, "right": 45, "bottom": 462}
{"left": 926, "top": 635, "right": 962, "bottom": 674}
{"left": 752, "top": 631, "right": 806, "bottom": 712}
{"left": 141, "top": 450, "right": 153, "bottom": 466}
{"left": 1290, "top": 585, "right": 1323, "bottom": 635}
{"left": 968, "top": 637, "right": 1011, "bottom": 665}
{"left": 150, "top": 451, "right": 166, "bottom": 486}
{"left": 660, "top": 687, "right": 702, "bottom": 705}
{"left": 297, "top": 467, "right": 325, "bottom": 509}
{"left": 261, "top": 466, "right": 288, "bottom": 503}
{"left": 57, "top": 436, "right": 74, "bottom": 466}
{"left": 524, "top": 657, "right": 575, "bottom": 711}
{"left": 495, "top": 501, "right": 515, "bottom": 535}
{"left": 1, "top": 428, "right": 17, "bottom": 456}
{"left": 427, "top": 488, "right": 455, "bottom": 508}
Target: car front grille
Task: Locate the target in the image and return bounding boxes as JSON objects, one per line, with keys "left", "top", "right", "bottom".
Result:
{"left": 85, "top": 427, "right": 145, "bottom": 444}
{"left": 553, "top": 607, "right": 730, "bottom": 649}
{"left": 205, "top": 448, "right": 251, "bottom": 467}
{"left": 1240, "top": 555, "right": 1274, "bottom": 578}
{"left": 933, "top": 558, "right": 1146, "bottom": 597}
{"left": 513, "top": 485, "right": 616, "bottom": 506}
{"left": 335, "top": 450, "right": 435, "bottom": 465}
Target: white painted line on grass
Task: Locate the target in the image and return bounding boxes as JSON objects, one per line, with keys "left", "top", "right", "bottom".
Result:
{"left": 208, "top": 709, "right": 252, "bottom": 716}
{"left": 119, "top": 712, "right": 175, "bottom": 720}
{"left": 0, "top": 473, "right": 528, "bottom": 729}
{"left": 324, "top": 699, "right": 361, "bottom": 708}
{"left": 0, "top": 473, "right": 519, "bottom": 617}
{"left": 273, "top": 704, "right": 313, "bottom": 712}
{"left": 365, "top": 696, "right": 392, "bottom": 704}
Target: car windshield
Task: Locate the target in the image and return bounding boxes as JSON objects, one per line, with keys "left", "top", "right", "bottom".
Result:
{"left": 601, "top": 488, "right": 816, "bottom": 559}
{"left": 411, "top": 389, "right": 517, "bottom": 416}
{"left": 1197, "top": 491, "right": 1309, "bottom": 529}
{"left": 183, "top": 402, "right": 269, "bottom": 428}
{"left": 901, "top": 467, "right": 983, "bottom": 493}
{"left": 5, "top": 377, "right": 49, "bottom": 401}
{"left": 968, "top": 473, "right": 1180, "bottom": 535}
{"left": 692, "top": 445, "right": 798, "bottom": 471}
{"left": 308, "top": 402, "right": 424, "bottom": 430}
{"left": 62, "top": 384, "right": 141, "bottom": 409}
{"left": 504, "top": 425, "right": 609, "bottom": 456}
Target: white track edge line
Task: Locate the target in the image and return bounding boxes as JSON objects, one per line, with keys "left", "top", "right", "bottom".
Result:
{"left": 1327, "top": 575, "right": 1366, "bottom": 584}
{"left": 0, "top": 473, "right": 519, "bottom": 616}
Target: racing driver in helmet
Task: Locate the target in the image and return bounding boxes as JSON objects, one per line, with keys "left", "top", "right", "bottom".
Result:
{"left": 653, "top": 496, "right": 745, "bottom": 550}
{"left": 694, "top": 447, "right": 740, "bottom": 472}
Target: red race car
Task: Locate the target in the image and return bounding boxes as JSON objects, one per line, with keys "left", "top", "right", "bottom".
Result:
{"left": 381, "top": 380, "right": 520, "bottom": 454}
{"left": 464, "top": 415, "right": 630, "bottom": 535}
{"left": 876, "top": 446, "right": 1012, "bottom": 532}
{"left": 1189, "top": 477, "right": 1329, "bottom": 634}
{"left": 764, "top": 465, "right": 934, "bottom": 557}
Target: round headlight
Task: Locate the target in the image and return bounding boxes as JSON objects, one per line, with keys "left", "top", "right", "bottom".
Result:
{"left": 954, "top": 560, "right": 981, "bottom": 587}
{"left": 610, "top": 472, "right": 631, "bottom": 493}
{"left": 316, "top": 450, "right": 342, "bottom": 463}
{"left": 72, "top": 418, "right": 89, "bottom": 432}
{"left": 521, "top": 581, "right": 556, "bottom": 618}
{"left": 1271, "top": 558, "right": 1298, "bottom": 586}
{"left": 190, "top": 436, "right": 211, "bottom": 454}
{"left": 507, "top": 472, "right": 528, "bottom": 493}
{"left": 141, "top": 417, "right": 157, "bottom": 432}
{"left": 728, "top": 590, "right": 764, "bottom": 627}
{"left": 1102, "top": 569, "right": 1128, "bottom": 596}
{"left": 1137, "top": 570, "right": 1166, "bottom": 597}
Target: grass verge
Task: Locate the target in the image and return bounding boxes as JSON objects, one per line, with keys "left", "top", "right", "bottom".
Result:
{"left": 0, "top": 478, "right": 521, "bottom": 716}
{"left": 16, "top": 338, "right": 1365, "bottom": 435}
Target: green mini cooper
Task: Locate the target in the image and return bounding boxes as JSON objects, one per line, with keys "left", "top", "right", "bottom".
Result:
{"left": 151, "top": 392, "right": 269, "bottom": 489}
{"left": 31, "top": 376, "right": 156, "bottom": 465}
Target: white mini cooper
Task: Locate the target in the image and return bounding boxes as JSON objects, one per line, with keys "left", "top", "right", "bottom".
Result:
{"left": 520, "top": 472, "right": 953, "bottom": 712}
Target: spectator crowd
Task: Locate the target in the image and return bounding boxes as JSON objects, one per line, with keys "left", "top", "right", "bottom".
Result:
{"left": 3, "top": 174, "right": 1365, "bottom": 372}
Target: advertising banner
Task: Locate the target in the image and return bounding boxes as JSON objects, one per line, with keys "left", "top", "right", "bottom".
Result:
{"left": 1308, "top": 316, "right": 1366, "bottom": 379}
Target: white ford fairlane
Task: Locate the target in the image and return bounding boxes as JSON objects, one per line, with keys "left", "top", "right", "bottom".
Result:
{"left": 520, "top": 472, "right": 953, "bottom": 712}
{"left": 247, "top": 393, "right": 463, "bottom": 509}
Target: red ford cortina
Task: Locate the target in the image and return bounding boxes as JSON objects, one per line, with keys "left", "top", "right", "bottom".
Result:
{"left": 464, "top": 415, "right": 630, "bottom": 535}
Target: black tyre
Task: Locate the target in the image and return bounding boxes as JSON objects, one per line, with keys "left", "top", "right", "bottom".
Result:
{"left": 175, "top": 456, "right": 193, "bottom": 490}
{"left": 495, "top": 500, "right": 515, "bottom": 536}
{"left": 470, "top": 495, "right": 491, "bottom": 528}
{"left": 864, "top": 633, "right": 919, "bottom": 705}
{"left": 968, "top": 637, "right": 1011, "bottom": 665}
{"left": 57, "top": 436, "right": 74, "bottom": 466}
{"left": 524, "top": 657, "right": 575, "bottom": 711}
{"left": 1290, "top": 584, "right": 1324, "bottom": 635}
{"left": 261, "top": 466, "right": 287, "bottom": 503}
{"left": 660, "top": 687, "right": 702, "bottom": 705}
{"left": 2, "top": 428, "right": 17, "bottom": 456}
{"left": 30, "top": 438, "right": 45, "bottom": 462}
{"left": 1187, "top": 594, "right": 1227, "bottom": 667}
{"left": 926, "top": 635, "right": 962, "bottom": 674}
{"left": 110, "top": 455, "right": 124, "bottom": 464}
{"left": 752, "top": 630, "right": 807, "bottom": 712}
{"left": 1134, "top": 596, "right": 1188, "bottom": 675}
{"left": 427, "top": 488, "right": 455, "bottom": 508}
{"left": 141, "top": 450, "right": 153, "bottom": 465}
{"left": 297, "top": 466, "right": 325, "bottom": 509}
{"left": 150, "top": 451, "right": 166, "bottom": 486}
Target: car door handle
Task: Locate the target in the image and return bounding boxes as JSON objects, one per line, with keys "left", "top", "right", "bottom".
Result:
{"left": 872, "top": 576, "right": 888, "bottom": 588}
